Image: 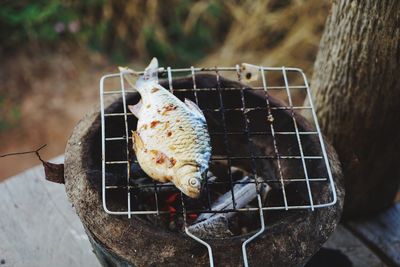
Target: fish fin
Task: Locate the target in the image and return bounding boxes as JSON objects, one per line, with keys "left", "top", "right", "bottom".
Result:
{"left": 184, "top": 98, "right": 205, "bottom": 118}
{"left": 118, "top": 66, "right": 139, "bottom": 90}
{"left": 132, "top": 131, "right": 145, "bottom": 151}
{"left": 131, "top": 130, "right": 137, "bottom": 151}
{"left": 127, "top": 100, "right": 142, "bottom": 118}
{"left": 146, "top": 57, "right": 159, "bottom": 72}
{"left": 136, "top": 57, "right": 159, "bottom": 89}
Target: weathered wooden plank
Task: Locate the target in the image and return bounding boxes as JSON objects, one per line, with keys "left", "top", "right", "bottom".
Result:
{"left": 0, "top": 156, "right": 100, "bottom": 267}
{"left": 323, "top": 225, "right": 386, "bottom": 267}
{"left": 347, "top": 203, "right": 400, "bottom": 266}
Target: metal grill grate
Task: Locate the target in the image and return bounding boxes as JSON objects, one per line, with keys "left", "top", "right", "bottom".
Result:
{"left": 99, "top": 64, "right": 337, "bottom": 267}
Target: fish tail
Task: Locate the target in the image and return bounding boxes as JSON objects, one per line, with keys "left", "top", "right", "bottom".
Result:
{"left": 136, "top": 57, "right": 159, "bottom": 89}
{"left": 118, "top": 57, "right": 159, "bottom": 94}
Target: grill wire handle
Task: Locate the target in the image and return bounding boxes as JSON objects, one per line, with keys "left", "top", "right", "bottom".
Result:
{"left": 236, "top": 64, "right": 267, "bottom": 266}
{"left": 181, "top": 193, "right": 215, "bottom": 267}
{"left": 242, "top": 194, "right": 265, "bottom": 267}
{"left": 99, "top": 62, "right": 338, "bottom": 266}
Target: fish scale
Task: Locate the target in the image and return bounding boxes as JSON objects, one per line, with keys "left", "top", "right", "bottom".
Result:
{"left": 140, "top": 94, "right": 208, "bottom": 161}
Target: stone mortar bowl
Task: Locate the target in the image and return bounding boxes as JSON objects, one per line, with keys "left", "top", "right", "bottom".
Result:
{"left": 64, "top": 74, "right": 344, "bottom": 267}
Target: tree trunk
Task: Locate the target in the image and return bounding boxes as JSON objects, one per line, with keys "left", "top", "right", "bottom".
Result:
{"left": 309, "top": 0, "right": 400, "bottom": 218}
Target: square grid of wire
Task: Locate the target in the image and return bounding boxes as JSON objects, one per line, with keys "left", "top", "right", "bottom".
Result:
{"left": 99, "top": 65, "right": 337, "bottom": 218}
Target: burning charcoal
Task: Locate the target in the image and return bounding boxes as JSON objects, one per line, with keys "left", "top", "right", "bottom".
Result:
{"left": 231, "top": 166, "right": 250, "bottom": 181}
{"left": 188, "top": 176, "right": 271, "bottom": 238}
{"left": 195, "top": 176, "right": 268, "bottom": 223}
{"left": 188, "top": 216, "right": 233, "bottom": 238}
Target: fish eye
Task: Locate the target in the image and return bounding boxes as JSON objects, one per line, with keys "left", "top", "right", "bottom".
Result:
{"left": 188, "top": 177, "right": 200, "bottom": 188}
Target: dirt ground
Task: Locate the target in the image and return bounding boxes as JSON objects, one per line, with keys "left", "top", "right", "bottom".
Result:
{"left": 0, "top": 48, "right": 121, "bottom": 180}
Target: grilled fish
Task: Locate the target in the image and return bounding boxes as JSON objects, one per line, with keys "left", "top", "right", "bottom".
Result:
{"left": 119, "top": 58, "right": 211, "bottom": 198}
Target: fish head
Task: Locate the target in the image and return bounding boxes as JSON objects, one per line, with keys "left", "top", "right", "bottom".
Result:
{"left": 176, "top": 164, "right": 206, "bottom": 198}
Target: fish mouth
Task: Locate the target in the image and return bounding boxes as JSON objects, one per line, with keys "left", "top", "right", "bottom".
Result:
{"left": 175, "top": 182, "right": 201, "bottom": 199}
{"left": 174, "top": 165, "right": 204, "bottom": 198}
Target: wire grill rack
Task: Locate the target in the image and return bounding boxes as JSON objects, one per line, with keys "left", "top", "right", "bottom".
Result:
{"left": 99, "top": 64, "right": 337, "bottom": 267}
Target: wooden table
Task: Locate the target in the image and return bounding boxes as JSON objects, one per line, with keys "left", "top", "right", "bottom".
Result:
{"left": 0, "top": 156, "right": 100, "bottom": 267}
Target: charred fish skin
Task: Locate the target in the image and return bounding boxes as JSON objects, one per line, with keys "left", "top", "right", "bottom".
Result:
{"left": 120, "top": 58, "right": 211, "bottom": 198}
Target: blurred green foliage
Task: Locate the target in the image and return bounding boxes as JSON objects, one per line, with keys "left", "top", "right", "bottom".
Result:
{"left": 145, "top": 0, "right": 225, "bottom": 66}
{"left": 0, "top": 1, "right": 78, "bottom": 47}
{"left": 0, "top": 0, "right": 228, "bottom": 66}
